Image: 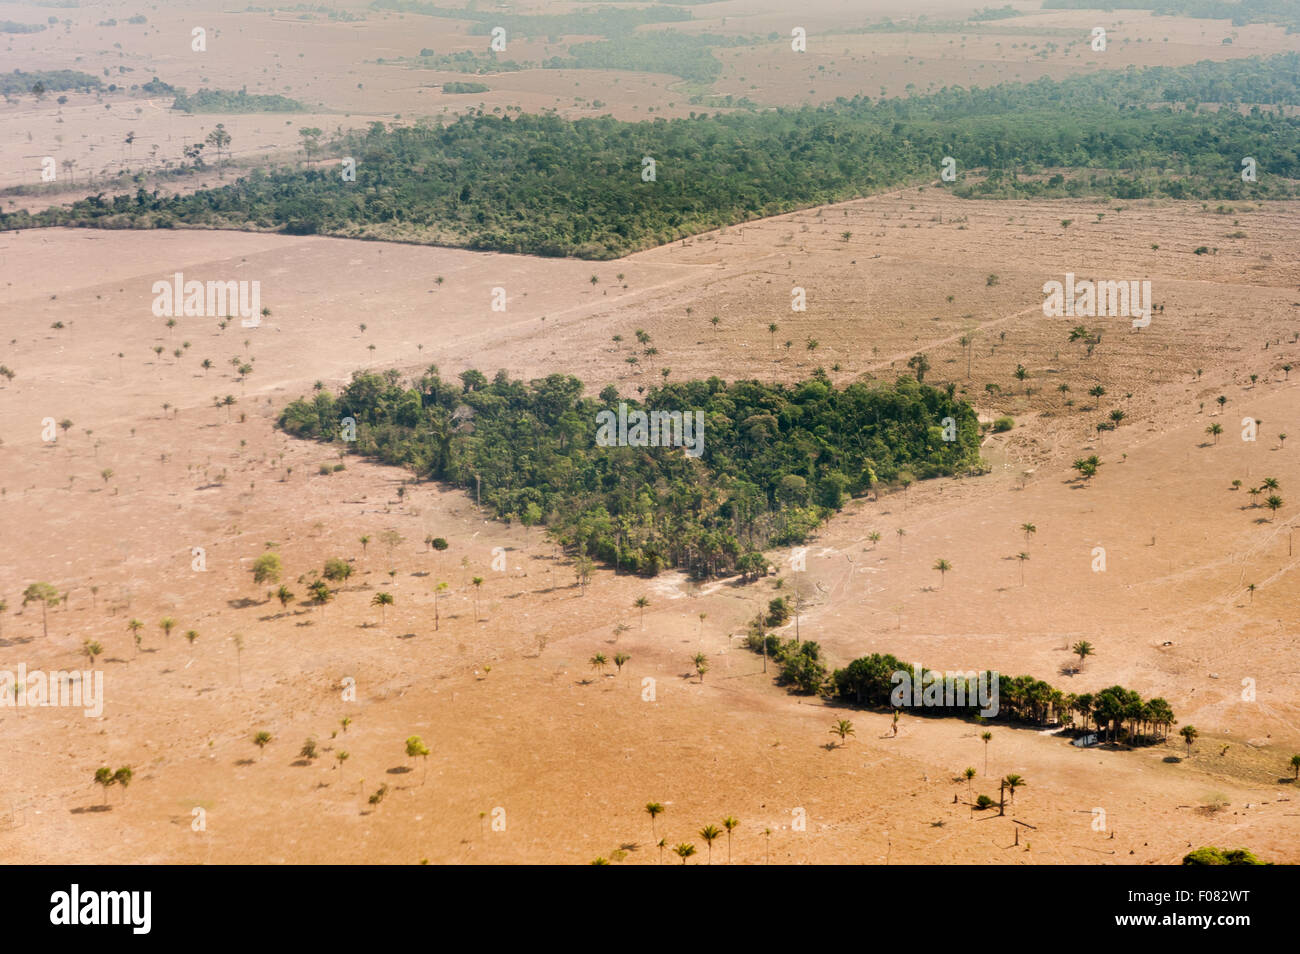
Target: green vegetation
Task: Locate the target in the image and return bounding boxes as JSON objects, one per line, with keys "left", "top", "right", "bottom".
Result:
{"left": 171, "top": 86, "right": 306, "bottom": 113}
{"left": 442, "top": 81, "right": 490, "bottom": 94}
{"left": 0, "top": 69, "right": 101, "bottom": 96}
{"left": 1043, "top": 0, "right": 1300, "bottom": 32}
{"left": 970, "top": 5, "right": 1020, "bottom": 20}
{"left": 278, "top": 368, "right": 980, "bottom": 579}
{"left": 371, "top": 0, "right": 691, "bottom": 36}
{"left": 831, "top": 654, "right": 1176, "bottom": 742}
{"left": 7, "top": 54, "right": 1294, "bottom": 253}
{"left": 1182, "top": 846, "right": 1270, "bottom": 865}
{"left": 404, "top": 49, "right": 528, "bottom": 73}
{"left": 542, "top": 32, "right": 746, "bottom": 83}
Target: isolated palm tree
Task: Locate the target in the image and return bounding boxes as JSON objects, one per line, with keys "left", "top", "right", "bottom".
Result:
{"left": 253, "top": 730, "right": 272, "bottom": 758}
{"left": 160, "top": 617, "right": 176, "bottom": 641}
{"left": 94, "top": 767, "right": 114, "bottom": 804}
{"left": 1021, "top": 522, "right": 1036, "bottom": 544}
{"left": 471, "top": 576, "right": 484, "bottom": 620}
{"left": 981, "top": 731, "right": 992, "bottom": 773}
{"left": 1015, "top": 552, "right": 1030, "bottom": 585}
{"left": 371, "top": 592, "right": 393, "bottom": 624}
{"left": 674, "top": 843, "right": 697, "bottom": 865}
{"left": 699, "top": 825, "right": 722, "bottom": 864}
{"left": 868, "top": 531, "right": 882, "bottom": 548}
{"left": 433, "top": 581, "right": 448, "bottom": 630}
{"left": 722, "top": 816, "right": 739, "bottom": 863}
{"left": 645, "top": 802, "right": 664, "bottom": 839}
{"left": 1262, "top": 477, "right": 1280, "bottom": 492}
{"left": 634, "top": 595, "right": 650, "bottom": 629}
{"left": 692, "top": 652, "right": 709, "bottom": 683}
{"left": 1072, "top": 640, "right": 1094, "bottom": 669}
{"left": 1246, "top": 583, "right": 1257, "bottom": 603}
{"left": 613, "top": 652, "right": 630, "bottom": 674}
{"left": 275, "top": 585, "right": 294, "bottom": 609}
{"left": 1265, "top": 495, "right": 1284, "bottom": 520}
{"left": 589, "top": 652, "right": 607, "bottom": 675}
{"left": 829, "top": 719, "right": 855, "bottom": 746}
{"left": 405, "top": 735, "right": 430, "bottom": 781}
{"left": 933, "top": 559, "right": 951, "bottom": 587}
{"left": 22, "top": 582, "right": 59, "bottom": 639}
{"left": 1290, "top": 754, "right": 1300, "bottom": 779}
{"left": 1003, "top": 773, "right": 1025, "bottom": 803}
{"left": 1180, "top": 724, "right": 1198, "bottom": 757}
{"left": 964, "top": 767, "right": 976, "bottom": 801}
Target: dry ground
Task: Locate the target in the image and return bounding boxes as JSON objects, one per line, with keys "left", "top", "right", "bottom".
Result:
{"left": 1, "top": 182, "right": 1298, "bottom": 863}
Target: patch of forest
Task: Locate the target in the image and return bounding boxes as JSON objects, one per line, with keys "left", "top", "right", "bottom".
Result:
{"left": 2, "top": 55, "right": 1295, "bottom": 253}
{"left": 278, "top": 369, "right": 981, "bottom": 580}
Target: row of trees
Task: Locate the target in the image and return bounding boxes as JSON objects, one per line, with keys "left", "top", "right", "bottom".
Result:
{"left": 6, "top": 53, "right": 1296, "bottom": 250}
{"left": 829, "top": 653, "right": 1178, "bottom": 745}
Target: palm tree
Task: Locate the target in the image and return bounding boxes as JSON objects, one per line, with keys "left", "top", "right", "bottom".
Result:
{"left": 645, "top": 802, "right": 664, "bottom": 839}
{"left": 433, "top": 581, "right": 448, "bottom": 630}
{"left": 896, "top": 528, "right": 906, "bottom": 552}
{"left": 275, "top": 585, "right": 294, "bottom": 609}
{"left": 933, "top": 559, "right": 951, "bottom": 587}
{"left": 21, "top": 582, "right": 59, "bottom": 639}
{"left": 1015, "top": 552, "right": 1029, "bottom": 585}
{"left": 1246, "top": 583, "right": 1257, "bottom": 603}
{"left": 634, "top": 595, "right": 650, "bottom": 629}
{"left": 127, "top": 618, "right": 144, "bottom": 654}
{"left": 405, "top": 735, "right": 430, "bottom": 781}
{"left": 722, "top": 816, "right": 739, "bottom": 863}
{"left": 1021, "top": 522, "right": 1036, "bottom": 544}
{"left": 589, "top": 652, "right": 607, "bottom": 675}
{"left": 471, "top": 576, "right": 484, "bottom": 620}
{"left": 981, "top": 731, "right": 992, "bottom": 773}
{"left": 185, "top": 629, "right": 198, "bottom": 652}
{"left": 613, "top": 652, "right": 630, "bottom": 674}
{"left": 1180, "top": 724, "right": 1198, "bottom": 757}
{"left": 1248, "top": 486, "right": 1262, "bottom": 507}
{"left": 253, "top": 730, "right": 272, "bottom": 758}
{"left": 964, "top": 767, "right": 976, "bottom": 802}
{"left": 673, "top": 843, "right": 697, "bottom": 865}
{"left": 699, "top": 825, "right": 721, "bottom": 864}
{"left": 768, "top": 323, "right": 778, "bottom": 350}
{"left": 1072, "top": 640, "right": 1094, "bottom": 670}
{"left": 160, "top": 617, "right": 176, "bottom": 641}
{"left": 656, "top": 838, "right": 667, "bottom": 864}
{"left": 1003, "top": 773, "right": 1025, "bottom": 803}
{"left": 692, "top": 652, "right": 709, "bottom": 683}
{"left": 371, "top": 591, "right": 393, "bottom": 625}
{"left": 94, "top": 767, "right": 114, "bottom": 804}
{"left": 1265, "top": 495, "right": 1284, "bottom": 520}
{"left": 868, "top": 531, "right": 882, "bottom": 548}
{"left": 1262, "top": 477, "right": 1280, "bottom": 492}
{"left": 1289, "top": 754, "right": 1300, "bottom": 779}
{"left": 829, "top": 719, "right": 855, "bottom": 746}
{"left": 83, "top": 640, "right": 103, "bottom": 664}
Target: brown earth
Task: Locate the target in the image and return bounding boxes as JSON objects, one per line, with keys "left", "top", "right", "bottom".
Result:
{"left": 1, "top": 180, "right": 1298, "bottom": 863}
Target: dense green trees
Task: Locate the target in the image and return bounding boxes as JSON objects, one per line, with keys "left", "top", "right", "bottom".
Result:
{"left": 830, "top": 653, "right": 1176, "bottom": 743}
{"left": 278, "top": 368, "right": 979, "bottom": 579}
{"left": 7, "top": 54, "right": 1294, "bottom": 253}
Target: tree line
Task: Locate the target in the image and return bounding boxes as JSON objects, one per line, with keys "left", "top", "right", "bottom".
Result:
{"left": 4, "top": 53, "right": 1294, "bottom": 252}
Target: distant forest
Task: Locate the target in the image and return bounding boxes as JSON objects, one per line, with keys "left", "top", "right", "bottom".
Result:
{"left": 2, "top": 54, "right": 1296, "bottom": 256}
{"left": 1042, "top": 0, "right": 1300, "bottom": 32}
{"left": 279, "top": 369, "right": 981, "bottom": 579}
